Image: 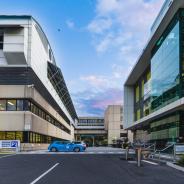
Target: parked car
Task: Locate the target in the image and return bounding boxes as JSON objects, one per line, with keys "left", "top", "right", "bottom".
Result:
{"left": 48, "top": 141, "right": 86, "bottom": 152}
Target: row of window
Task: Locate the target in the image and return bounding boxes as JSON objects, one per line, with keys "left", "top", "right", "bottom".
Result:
{"left": 77, "top": 123, "right": 104, "bottom": 126}
{"left": 0, "top": 131, "right": 24, "bottom": 142}
{"left": 0, "top": 99, "right": 25, "bottom": 111}
{"left": 79, "top": 119, "right": 104, "bottom": 124}
{"left": 150, "top": 127, "right": 179, "bottom": 140}
{"left": 0, "top": 99, "right": 70, "bottom": 134}
{"left": 135, "top": 71, "right": 151, "bottom": 103}
{"left": 150, "top": 121, "right": 180, "bottom": 132}
{"left": 0, "top": 29, "right": 3, "bottom": 50}
{"left": 0, "top": 131, "right": 64, "bottom": 143}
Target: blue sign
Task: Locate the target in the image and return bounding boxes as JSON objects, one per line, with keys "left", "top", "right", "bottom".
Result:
{"left": 0, "top": 140, "right": 20, "bottom": 149}
{"left": 11, "top": 141, "right": 18, "bottom": 148}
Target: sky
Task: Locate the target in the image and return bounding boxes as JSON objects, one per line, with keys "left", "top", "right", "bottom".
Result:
{"left": 0, "top": 0, "right": 164, "bottom": 116}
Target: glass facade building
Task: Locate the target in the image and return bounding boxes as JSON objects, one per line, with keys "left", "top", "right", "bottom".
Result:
{"left": 124, "top": 7, "right": 184, "bottom": 147}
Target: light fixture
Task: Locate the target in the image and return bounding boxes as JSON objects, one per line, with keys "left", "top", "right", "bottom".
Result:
{"left": 8, "top": 101, "right": 14, "bottom": 106}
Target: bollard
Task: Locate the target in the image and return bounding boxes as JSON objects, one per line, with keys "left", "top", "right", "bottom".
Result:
{"left": 137, "top": 148, "right": 141, "bottom": 167}
{"left": 125, "top": 147, "right": 129, "bottom": 160}
{"left": 173, "top": 144, "right": 176, "bottom": 162}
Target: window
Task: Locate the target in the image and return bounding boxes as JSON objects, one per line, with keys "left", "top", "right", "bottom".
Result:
{"left": 141, "top": 80, "right": 144, "bottom": 97}
{"left": 7, "top": 100, "right": 16, "bottom": 111}
{"left": 16, "top": 132, "right": 23, "bottom": 142}
{"left": 0, "top": 100, "right": 6, "bottom": 111}
{"left": 120, "top": 133, "right": 127, "bottom": 137}
{"left": 147, "top": 71, "right": 151, "bottom": 81}
{"left": 0, "top": 132, "right": 5, "bottom": 140}
{"left": 136, "top": 109, "right": 141, "bottom": 120}
{"left": 17, "top": 100, "right": 24, "bottom": 111}
{"left": 0, "top": 29, "right": 3, "bottom": 50}
{"left": 6, "top": 132, "right": 15, "bottom": 140}
{"left": 135, "top": 85, "right": 139, "bottom": 102}
{"left": 24, "top": 100, "right": 30, "bottom": 111}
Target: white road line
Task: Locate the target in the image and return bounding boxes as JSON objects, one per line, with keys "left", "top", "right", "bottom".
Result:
{"left": 30, "top": 163, "right": 59, "bottom": 184}
{"left": 0, "top": 154, "right": 16, "bottom": 159}
{"left": 128, "top": 161, "right": 137, "bottom": 164}
{"left": 142, "top": 160, "right": 158, "bottom": 165}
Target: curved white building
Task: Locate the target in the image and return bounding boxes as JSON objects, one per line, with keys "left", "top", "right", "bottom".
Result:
{"left": 0, "top": 15, "right": 77, "bottom": 150}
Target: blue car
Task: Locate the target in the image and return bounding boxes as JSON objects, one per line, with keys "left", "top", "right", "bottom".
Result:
{"left": 48, "top": 141, "right": 86, "bottom": 152}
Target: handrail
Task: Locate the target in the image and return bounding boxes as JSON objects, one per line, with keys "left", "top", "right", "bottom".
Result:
{"left": 151, "top": 144, "right": 175, "bottom": 162}
{"left": 145, "top": 143, "right": 155, "bottom": 150}
{"left": 154, "top": 143, "right": 174, "bottom": 154}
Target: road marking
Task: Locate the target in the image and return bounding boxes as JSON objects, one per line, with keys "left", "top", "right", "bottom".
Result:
{"left": 30, "top": 163, "right": 59, "bottom": 184}
{"left": 142, "top": 160, "right": 158, "bottom": 165}
{"left": 128, "top": 161, "right": 137, "bottom": 164}
{"left": 0, "top": 154, "right": 16, "bottom": 159}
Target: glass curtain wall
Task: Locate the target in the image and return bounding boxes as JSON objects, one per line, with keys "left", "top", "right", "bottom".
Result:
{"left": 151, "top": 21, "right": 180, "bottom": 111}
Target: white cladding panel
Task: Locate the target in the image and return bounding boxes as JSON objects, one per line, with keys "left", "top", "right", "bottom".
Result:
{"left": 124, "top": 86, "right": 134, "bottom": 129}
{"left": 0, "top": 50, "right": 7, "bottom": 65}
{"left": 30, "top": 21, "right": 74, "bottom": 123}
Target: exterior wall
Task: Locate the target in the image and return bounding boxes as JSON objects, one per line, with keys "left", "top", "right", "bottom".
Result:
{"left": 30, "top": 21, "right": 74, "bottom": 124}
{"left": 21, "top": 143, "right": 49, "bottom": 151}
{"left": 0, "top": 85, "right": 73, "bottom": 141}
{"left": 0, "top": 111, "right": 25, "bottom": 131}
{"left": 71, "top": 125, "right": 75, "bottom": 141}
{"left": 75, "top": 129, "right": 106, "bottom": 135}
{"left": 105, "top": 105, "right": 127, "bottom": 144}
{"left": 124, "top": 86, "right": 134, "bottom": 129}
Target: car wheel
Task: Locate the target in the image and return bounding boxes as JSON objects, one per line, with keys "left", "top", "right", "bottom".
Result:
{"left": 51, "top": 147, "right": 57, "bottom": 152}
{"left": 73, "top": 147, "right": 80, "bottom": 152}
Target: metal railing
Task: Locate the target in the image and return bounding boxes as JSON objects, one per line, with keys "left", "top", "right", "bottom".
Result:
{"left": 151, "top": 144, "right": 175, "bottom": 161}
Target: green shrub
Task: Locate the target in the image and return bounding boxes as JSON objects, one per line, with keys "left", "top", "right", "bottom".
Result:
{"left": 122, "top": 142, "right": 129, "bottom": 149}
{"left": 177, "top": 154, "right": 184, "bottom": 166}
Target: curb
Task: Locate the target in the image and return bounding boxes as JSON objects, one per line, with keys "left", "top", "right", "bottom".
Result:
{"left": 166, "top": 162, "right": 184, "bottom": 172}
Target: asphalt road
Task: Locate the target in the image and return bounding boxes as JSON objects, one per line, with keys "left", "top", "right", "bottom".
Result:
{"left": 0, "top": 154, "right": 184, "bottom": 184}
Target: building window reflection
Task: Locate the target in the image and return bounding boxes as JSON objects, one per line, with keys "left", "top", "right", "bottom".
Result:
{"left": 7, "top": 99, "right": 16, "bottom": 111}
{"left": 17, "top": 100, "right": 24, "bottom": 111}
{"left": 0, "top": 100, "right": 6, "bottom": 111}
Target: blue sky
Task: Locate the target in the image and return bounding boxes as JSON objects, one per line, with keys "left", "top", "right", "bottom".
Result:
{"left": 0, "top": 0, "right": 164, "bottom": 116}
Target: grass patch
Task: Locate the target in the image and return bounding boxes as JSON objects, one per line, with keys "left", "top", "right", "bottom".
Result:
{"left": 177, "top": 155, "right": 184, "bottom": 167}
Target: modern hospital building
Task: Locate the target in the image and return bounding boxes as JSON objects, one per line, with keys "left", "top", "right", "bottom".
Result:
{"left": 124, "top": 0, "right": 184, "bottom": 147}
{"left": 0, "top": 15, "right": 77, "bottom": 149}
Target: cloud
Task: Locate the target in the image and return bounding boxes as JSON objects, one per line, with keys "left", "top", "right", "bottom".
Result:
{"left": 66, "top": 20, "right": 75, "bottom": 29}
{"left": 87, "top": 18, "right": 112, "bottom": 34}
{"left": 87, "top": 0, "right": 164, "bottom": 60}
{"left": 69, "top": 0, "right": 164, "bottom": 116}
{"left": 80, "top": 75, "right": 109, "bottom": 89}
{"left": 72, "top": 88, "right": 123, "bottom": 116}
